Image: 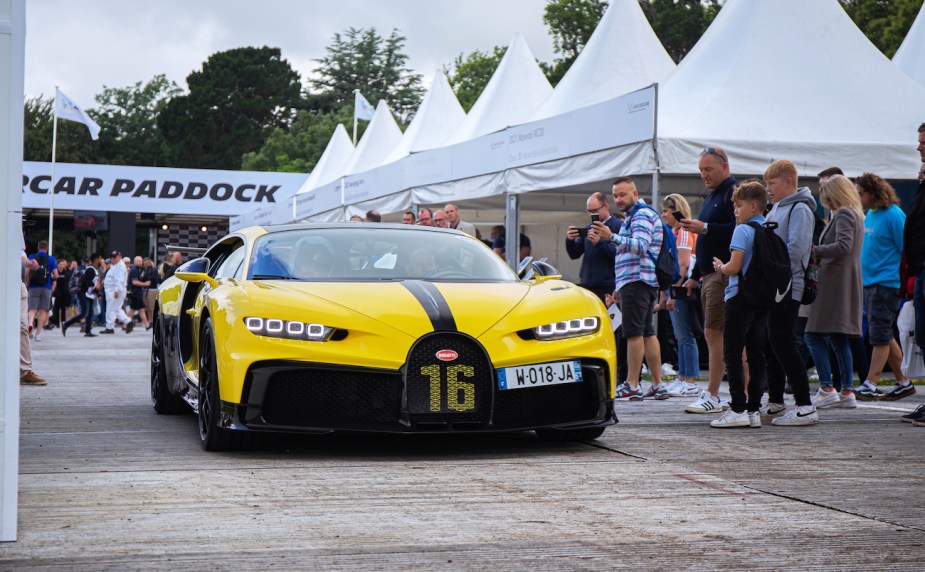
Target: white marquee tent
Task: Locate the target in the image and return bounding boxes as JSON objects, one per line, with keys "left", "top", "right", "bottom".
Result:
{"left": 443, "top": 33, "right": 552, "bottom": 146}
{"left": 531, "top": 0, "right": 675, "bottom": 121}
{"left": 384, "top": 70, "right": 466, "bottom": 163}
{"left": 341, "top": 101, "right": 403, "bottom": 176}
{"left": 655, "top": 0, "right": 925, "bottom": 180}
{"left": 894, "top": 1, "right": 925, "bottom": 87}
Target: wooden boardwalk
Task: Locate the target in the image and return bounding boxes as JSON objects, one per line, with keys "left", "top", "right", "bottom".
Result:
{"left": 3, "top": 330, "right": 924, "bottom": 570}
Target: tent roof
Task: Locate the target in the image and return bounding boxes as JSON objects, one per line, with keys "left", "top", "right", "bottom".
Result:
{"left": 295, "top": 123, "right": 354, "bottom": 194}
{"left": 656, "top": 0, "right": 925, "bottom": 178}
{"left": 342, "top": 101, "right": 403, "bottom": 176}
{"left": 444, "top": 34, "right": 552, "bottom": 145}
{"left": 531, "top": 0, "right": 675, "bottom": 120}
{"left": 385, "top": 71, "right": 466, "bottom": 163}
{"left": 894, "top": 1, "right": 925, "bottom": 87}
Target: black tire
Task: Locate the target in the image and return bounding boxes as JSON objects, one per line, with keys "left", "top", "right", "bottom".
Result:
{"left": 151, "top": 314, "right": 186, "bottom": 414}
{"left": 198, "top": 318, "right": 256, "bottom": 452}
{"left": 535, "top": 426, "right": 606, "bottom": 442}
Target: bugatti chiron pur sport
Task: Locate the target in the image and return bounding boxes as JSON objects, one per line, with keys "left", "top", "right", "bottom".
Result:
{"left": 151, "top": 223, "right": 617, "bottom": 451}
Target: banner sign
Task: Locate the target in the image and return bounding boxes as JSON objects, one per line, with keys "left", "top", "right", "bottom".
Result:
{"left": 21, "top": 162, "right": 308, "bottom": 216}
{"left": 336, "top": 85, "right": 656, "bottom": 208}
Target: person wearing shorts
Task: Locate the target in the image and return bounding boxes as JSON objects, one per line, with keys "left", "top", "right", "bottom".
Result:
{"left": 27, "top": 240, "right": 58, "bottom": 342}
{"left": 593, "top": 177, "right": 664, "bottom": 401}
{"left": 679, "top": 147, "right": 737, "bottom": 413}
{"left": 856, "top": 172, "right": 912, "bottom": 400}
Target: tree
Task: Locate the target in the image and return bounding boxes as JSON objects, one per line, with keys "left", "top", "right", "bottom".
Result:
{"left": 309, "top": 27, "right": 423, "bottom": 123}
{"left": 242, "top": 107, "right": 355, "bottom": 173}
{"left": 839, "top": 0, "right": 924, "bottom": 58}
{"left": 92, "top": 74, "right": 181, "bottom": 167}
{"left": 542, "top": 0, "right": 609, "bottom": 84}
{"left": 639, "top": 0, "right": 721, "bottom": 63}
{"left": 157, "top": 46, "right": 303, "bottom": 170}
{"left": 23, "top": 96, "right": 98, "bottom": 163}
{"left": 445, "top": 46, "right": 507, "bottom": 112}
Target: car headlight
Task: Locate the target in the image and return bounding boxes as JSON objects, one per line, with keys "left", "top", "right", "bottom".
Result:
{"left": 533, "top": 317, "right": 600, "bottom": 340}
{"left": 244, "top": 317, "right": 335, "bottom": 341}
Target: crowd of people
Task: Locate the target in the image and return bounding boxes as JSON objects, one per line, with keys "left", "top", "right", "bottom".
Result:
{"left": 567, "top": 122, "right": 925, "bottom": 427}
{"left": 19, "top": 124, "right": 925, "bottom": 432}
{"left": 18, "top": 246, "right": 183, "bottom": 386}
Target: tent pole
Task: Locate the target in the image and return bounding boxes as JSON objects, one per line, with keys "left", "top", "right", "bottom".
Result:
{"left": 505, "top": 192, "right": 519, "bottom": 271}
{"left": 650, "top": 82, "right": 661, "bottom": 209}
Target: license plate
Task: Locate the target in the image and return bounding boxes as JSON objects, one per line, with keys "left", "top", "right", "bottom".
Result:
{"left": 497, "top": 360, "right": 583, "bottom": 390}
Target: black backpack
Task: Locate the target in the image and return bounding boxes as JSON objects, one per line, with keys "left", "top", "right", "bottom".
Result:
{"left": 28, "top": 252, "right": 49, "bottom": 286}
{"left": 786, "top": 203, "right": 824, "bottom": 305}
{"left": 740, "top": 221, "right": 792, "bottom": 311}
{"left": 68, "top": 265, "right": 87, "bottom": 296}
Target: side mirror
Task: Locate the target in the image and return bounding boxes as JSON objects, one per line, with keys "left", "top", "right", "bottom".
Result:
{"left": 517, "top": 256, "right": 535, "bottom": 280}
{"left": 530, "top": 259, "right": 562, "bottom": 283}
{"left": 174, "top": 257, "right": 218, "bottom": 288}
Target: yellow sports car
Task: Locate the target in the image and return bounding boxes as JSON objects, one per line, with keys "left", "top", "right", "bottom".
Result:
{"left": 151, "top": 223, "right": 617, "bottom": 451}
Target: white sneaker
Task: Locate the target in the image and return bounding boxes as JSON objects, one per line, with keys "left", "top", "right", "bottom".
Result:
{"left": 711, "top": 410, "right": 751, "bottom": 428}
{"left": 760, "top": 402, "right": 787, "bottom": 417}
{"left": 748, "top": 411, "right": 761, "bottom": 428}
{"left": 684, "top": 390, "right": 726, "bottom": 414}
{"left": 661, "top": 363, "right": 677, "bottom": 376}
{"left": 34, "top": 332, "right": 42, "bottom": 341}
{"left": 771, "top": 405, "right": 819, "bottom": 426}
{"left": 641, "top": 364, "right": 650, "bottom": 376}
{"left": 811, "top": 388, "right": 841, "bottom": 409}
{"left": 668, "top": 381, "right": 700, "bottom": 397}
{"left": 830, "top": 392, "right": 857, "bottom": 409}
{"left": 664, "top": 379, "right": 682, "bottom": 395}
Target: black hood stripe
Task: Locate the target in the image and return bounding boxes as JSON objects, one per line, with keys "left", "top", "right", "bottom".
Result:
{"left": 402, "top": 280, "right": 458, "bottom": 332}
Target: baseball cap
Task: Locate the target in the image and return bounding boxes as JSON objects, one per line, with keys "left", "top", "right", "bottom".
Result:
{"left": 111, "top": 250, "right": 121, "bottom": 257}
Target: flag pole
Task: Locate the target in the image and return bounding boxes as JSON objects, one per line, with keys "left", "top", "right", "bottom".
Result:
{"left": 48, "top": 85, "right": 59, "bottom": 257}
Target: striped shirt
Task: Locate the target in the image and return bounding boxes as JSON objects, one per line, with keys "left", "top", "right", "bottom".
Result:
{"left": 612, "top": 202, "right": 663, "bottom": 292}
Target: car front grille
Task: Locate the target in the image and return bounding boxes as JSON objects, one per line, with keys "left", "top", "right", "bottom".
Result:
{"left": 260, "top": 368, "right": 402, "bottom": 428}
{"left": 405, "top": 333, "right": 492, "bottom": 424}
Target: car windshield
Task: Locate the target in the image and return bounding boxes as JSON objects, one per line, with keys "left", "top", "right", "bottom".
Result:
{"left": 247, "top": 227, "right": 518, "bottom": 282}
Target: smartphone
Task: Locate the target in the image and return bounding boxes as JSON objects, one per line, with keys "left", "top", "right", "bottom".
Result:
{"left": 672, "top": 210, "right": 684, "bottom": 222}
{"left": 590, "top": 214, "right": 601, "bottom": 223}
{"left": 577, "top": 227, "right": 589, "bottom": 238}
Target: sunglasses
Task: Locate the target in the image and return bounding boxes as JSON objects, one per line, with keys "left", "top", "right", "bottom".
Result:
{"left": 701, "top": 147, "right": 728, "bottom": 164}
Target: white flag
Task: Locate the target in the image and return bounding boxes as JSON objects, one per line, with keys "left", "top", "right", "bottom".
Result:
{"left": 354, "top": 91, "right": 375, "bottom": 122}
{"left": 54, "top": 89, "right": 101, "bottom": 140}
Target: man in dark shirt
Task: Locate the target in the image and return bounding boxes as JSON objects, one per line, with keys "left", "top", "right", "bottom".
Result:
{"left": 566, "top": 192, "right": 622, "bottom": 301}
{"left": 679, "top": 146, "right": 737, "bottom": 413}
{"left": 492, "top": 228, "right": 532, "bottom": 262}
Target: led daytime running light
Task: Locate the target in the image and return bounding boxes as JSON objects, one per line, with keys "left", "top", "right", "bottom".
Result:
{"left": 534, "top": 317, "right": 600, "bottom": 340}
{"left": 243, "top": 317, "right": 334, "bottom": 341}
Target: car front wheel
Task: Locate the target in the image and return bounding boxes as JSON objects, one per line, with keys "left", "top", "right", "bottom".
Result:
{"left": 198, "top": 317, "right": 255, "bottom": 452}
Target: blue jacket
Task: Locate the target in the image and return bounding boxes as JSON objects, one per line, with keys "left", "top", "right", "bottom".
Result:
{"left": 565, "top": 216, "right": 622, "bottom": 290}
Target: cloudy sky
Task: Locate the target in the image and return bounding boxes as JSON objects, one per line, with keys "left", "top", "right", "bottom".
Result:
{"left": 24, "top": 0, "right": 556, "bottom": 106}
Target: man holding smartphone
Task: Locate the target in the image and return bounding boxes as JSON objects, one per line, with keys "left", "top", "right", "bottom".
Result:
{"left": 567, "top": 192, "right": 627, "bottom": 384}
{"left": 566, "top": 192, "right": 622, "bottom": 302}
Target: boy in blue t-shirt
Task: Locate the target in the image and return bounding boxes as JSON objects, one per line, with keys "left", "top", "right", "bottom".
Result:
{"left": 709, "top": 180, "right": 770, "bottom": 428}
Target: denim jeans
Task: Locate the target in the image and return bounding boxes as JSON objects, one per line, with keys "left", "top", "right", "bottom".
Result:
{"left": 669, "top": 299, "right": 700, "bottom": 379}
{"left": 804, "top": 332, "right": 855, "bottom": 392}
{"left": 914, "top": 268, "right": 925, "bottom": 353}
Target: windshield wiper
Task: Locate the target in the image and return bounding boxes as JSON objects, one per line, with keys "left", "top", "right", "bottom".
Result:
{"left": 251, "top": 274, "right": 297, "bottom": 280}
